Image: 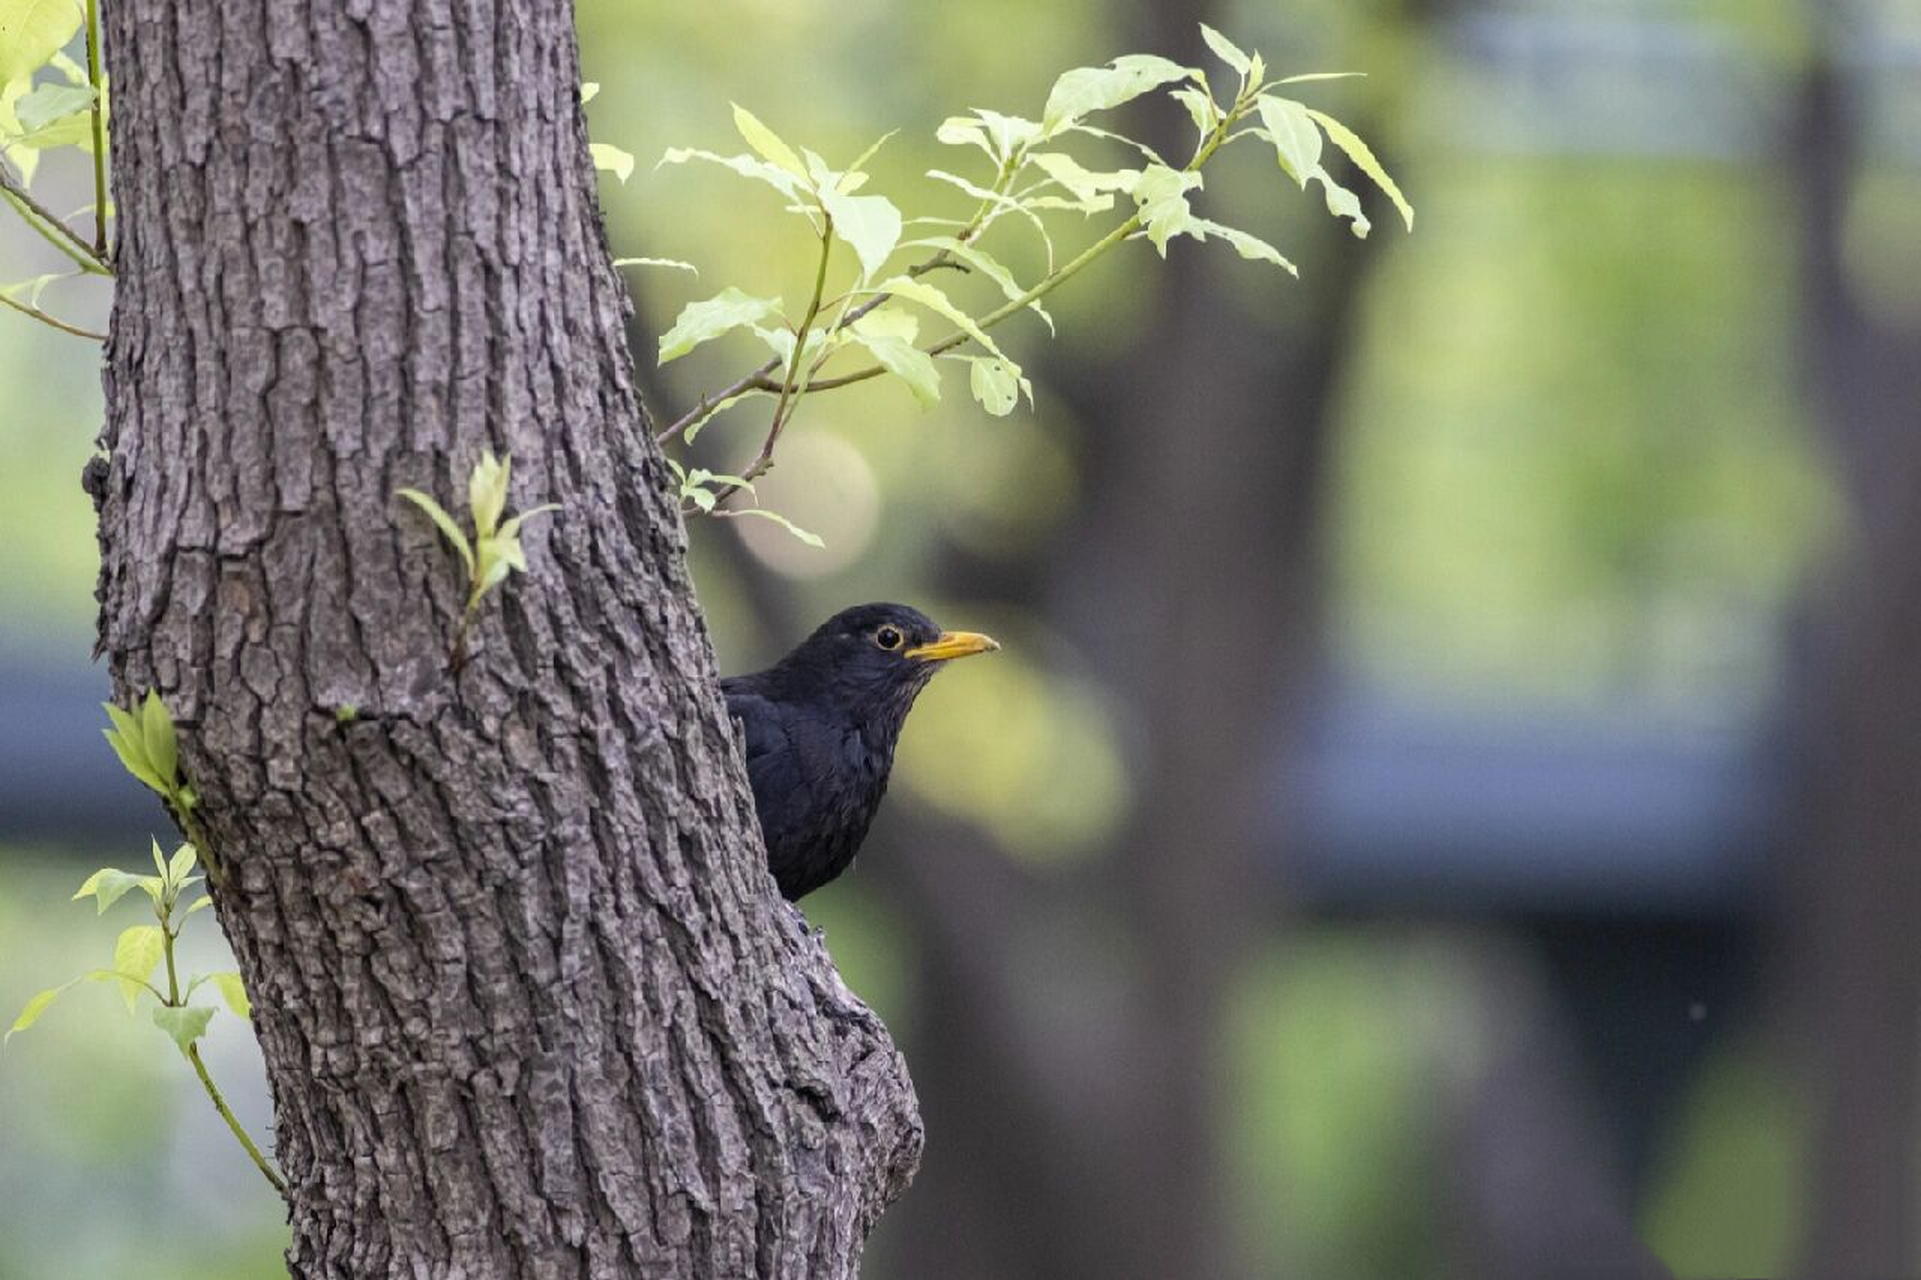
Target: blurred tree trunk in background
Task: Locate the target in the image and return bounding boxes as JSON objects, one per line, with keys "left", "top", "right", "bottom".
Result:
{"left": 869, "top": 4, "right": 1381, "bottom": 1272}
{"left": 1791, "top": 38, "right": 1921, "bottom": 1278}
{"left": 89, "top": 0, "right": 919, "bottom": 1274}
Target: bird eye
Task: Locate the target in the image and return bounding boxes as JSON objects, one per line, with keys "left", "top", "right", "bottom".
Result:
{"left": 875, "top": 626, "right": 903, "bottom": 651}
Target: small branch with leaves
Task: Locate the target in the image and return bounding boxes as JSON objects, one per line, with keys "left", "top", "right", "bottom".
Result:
{"left": 398, "top": 450, "right": 561, "bottom": 668}
{"left": 6, "top": 838, "right": 283, "bottom": 1194}
{"left": 615, "top": 23, "right": 1411, "bottom": 533}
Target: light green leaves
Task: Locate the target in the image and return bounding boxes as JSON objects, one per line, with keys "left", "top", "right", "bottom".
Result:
{"left": 589, "top": 143, "right": 634, "bottom": 184}
{"left": 731, "top": 103, "right": 808, "bottom": 181}
{"left": 6, "top": 980, "right": 73, "bottom": 1044}
{"left": 1130, "top": 165, "right": 1202, "bottom": 256}
{"left": 112, "top": 925, "right": 164, "bottom": 1013}
{"left": 1199, "top": 24, "right": 1251, "bottom": 76}
{"left": 1042, "top": 54, "right": 1195, "bottom": 137}
{"left": 13, "top": 80, "right": 91, "bottom": 133}
{"left": 613, "top": 256, "right": 698, "bottom": 277}
{"left": 102, "top": 690, "right": 187, "bottom": 808}
{"left": 398, "top": 451, "right": 560, "bottom": 659}
{"left": 658, "top": 287, "right": 783, "bottom": 364}
{"left": 962, "top": 356, "right": 1027, "bottom": 416}
{"left": 1254, "top": 96, "right": 1322, "bottom": 186}
{"left": 74, "top": 865, "right": 154, "bottom": 914}
{"left": 1307, "top": 107, "right": 1414, "bottom": 231}
{"left": 849, "top": 311, "right": 941, "bottom": 408}
{"left": 818, "top": 184, "right": 902, "bottom": 280}
{"left": 151, "top": 1004, "right": 215, "bottom": 1054}
{"left": 1249, "top": 97, "right": 1412, "bottom": 239}
{"left": 398, "top": 486, "right": 474, "bottom": 578}
{"left": 210, "top": 972, "right": 251, "bottom": 1021}
{"left": 1189, "top": 218, "right": 1298, "bottom": 275}
{"left": 0, "top": 0, "right": 86, "bottom": 89}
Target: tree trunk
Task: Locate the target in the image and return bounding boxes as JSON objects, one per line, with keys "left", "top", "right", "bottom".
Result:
{"left": 89, "top": 1, "right": 920, "bottom": 1275}
{"left": 1791, "top": 47, "right": 1921, "bottom": 1277}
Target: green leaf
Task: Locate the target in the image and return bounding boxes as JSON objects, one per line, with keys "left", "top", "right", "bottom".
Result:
{"left": 1189, "top": 218, "right": 1298, "bottom": 276}
{"left": 843, "top": 129, "right": 897, "bottom": 181}
{"left": 724, "top": 507, "right": 824, "bottom": 547}
{"left": 966, "top": 356, "right": 1023, "bottom": 416}
{"left": 397, "top": 489, "right": 476, "bottom": 579}
{"left": 150, "top": 1004, "right": 215, "bottom": 1054}
{"left": 111, "top": 925, "right": 164, "bottom": 1013}
{"left": 612, "top": 257, "right": 698, "bottom": 277}
{"left": 1305, "top": 108, "right": 1413, "bottom": 232}
{"left": 184, "top": 895, "right": 214, "bottom": 917}
{"left": 657, "top": 287, "right": 783, "bottom": 364}
{"left": 1255, "top": 96, "right": 1322, "bottom": 186}
{"left": 167, "top": 842, "right": 197, "bottom": 884}
{"left": 588, "top": 143, "right": 633, "bottom": 184}
{"left": 210, "top": 972, "right": 251, "bottom": 1021}
{"left": 496, "top": 503, "right": 560, "bottom": 543}
{"left": 6, "top": 981, "right": 72, "bottom": 1044}
{"left": 1042, "top": 54, "right": 1196, "bottom": 136}
{"left": 579, "top": 81, "right": 599, "bottom": 103}
{"left": 972, "top": 109, "right": 1041, "bottom": 158}
{"left": 1130, "top": 165, "right": 1202, "bottom": 256}
{"left": 730, "top": 103, "right": 809, "bottom": 182}
{"left": 935, "top": 116, "right": 995, "bottom": 159}
{"left": 1198, "top": 24, "right": 1251, "bottom": 76}
{"left": 1313, "top": 168, "right": 1371, "bottom": 239}
{"left": 73, "top": 867, "right": 143, "bottom": 914}
{"left": 874, "top": 276, "right": 1019, "bottom": 373}
{"left": 140, "top": 690, "right": 177, "bottom": 792}
{"left": 849, "top": 331, "right": 941, "bottom": 408}
{"left": 1170, "top": 87, "right": 1216, "bottom": 141}
{"left": 1272, "top": 72, "right": 1366, "bottom": 86}
{"left": 0, "top": 0, "right": 86, "bottom": 89}
{"left": 902, "top": 236, "right": 1052, "bottom": 333}
{"left": 13, "top": 81, "right": 93, "bottom": 133}
{"left": 657, "top": 146, "right": 803, "bottom": 201}
{"left": 469, "top": 449, "right": 509, "bottom": 539}
{"left": 1027, "top": 152, "right": 1137, "bottom": 206}
{"left": 818, "top": 188, "right": 902, "bottom": 280}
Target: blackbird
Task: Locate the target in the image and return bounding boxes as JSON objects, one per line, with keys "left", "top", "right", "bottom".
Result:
{"left": 722, "top": 603, "right": 999, "bottom": 900}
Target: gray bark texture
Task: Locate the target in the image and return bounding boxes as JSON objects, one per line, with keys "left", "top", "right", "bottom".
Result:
{"left": 87, "top": 1, "right": 922, "bottom": 1275}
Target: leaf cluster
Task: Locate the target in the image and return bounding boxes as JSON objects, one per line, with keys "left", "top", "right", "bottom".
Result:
{"left": 398, "top": 450, "right": 561, "bottom": 664}
{"left": 633, "top": 24, "right": 1411, "bottom": 537}
{"left": 7, "top": 840, "right": 246, "bottom": 1052}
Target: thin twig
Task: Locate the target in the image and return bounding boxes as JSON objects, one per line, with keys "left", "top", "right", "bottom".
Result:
{"left": 160, "top": 899, "right": 285, "bottom": 1193}
{"left": 187, "top": 1041, "right": 288, "bottom": 1193}
{"left": 84, "top": 0, "right": 109, "bottom": 259}
{"left": 0, "top": 168, "right": 112, "bottom": 275}
{"left": 0, "top": 290, "right": 106, "bottom": 340}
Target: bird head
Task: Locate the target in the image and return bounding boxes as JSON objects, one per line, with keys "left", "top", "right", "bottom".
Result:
{"left": 775, "top": 602, "right": 1000, "bottom": 726}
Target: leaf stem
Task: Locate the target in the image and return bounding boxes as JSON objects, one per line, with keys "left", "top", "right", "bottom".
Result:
{"left": 159, "top": 890, "right": 286, "bottom": 1194}
{"left": 186, "top": 1041, "right": 288, "bottom": 1193}
{"left": 0, "top": 290, "right": 106, "bottom": 340}
{"left": 0, "top": 170, "right": 112, "bottom": 276}
{"left": 84, "top": 0, "right": 109, "bottom": 259}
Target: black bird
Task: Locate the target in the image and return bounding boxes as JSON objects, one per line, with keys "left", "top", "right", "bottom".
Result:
{"left": 722, "top": 603, "right": 1000, "bottom": 900}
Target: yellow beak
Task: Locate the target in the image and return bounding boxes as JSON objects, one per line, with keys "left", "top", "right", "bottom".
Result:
{"left": 904, "top": 630, "right": 1001, "bottom": 662}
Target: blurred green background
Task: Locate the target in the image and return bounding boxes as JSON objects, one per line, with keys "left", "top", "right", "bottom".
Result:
{"left": 4, "top": 0, "right": 1918, "bottom": 1276}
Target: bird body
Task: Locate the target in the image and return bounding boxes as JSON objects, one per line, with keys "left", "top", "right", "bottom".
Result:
{"left": 722, "top": 603, "right": 998, "bottom": 899}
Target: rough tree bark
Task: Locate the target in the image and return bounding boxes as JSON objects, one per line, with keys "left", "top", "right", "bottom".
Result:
{"left": 88, "top": 1, "right": 920, "bottom": 1275}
